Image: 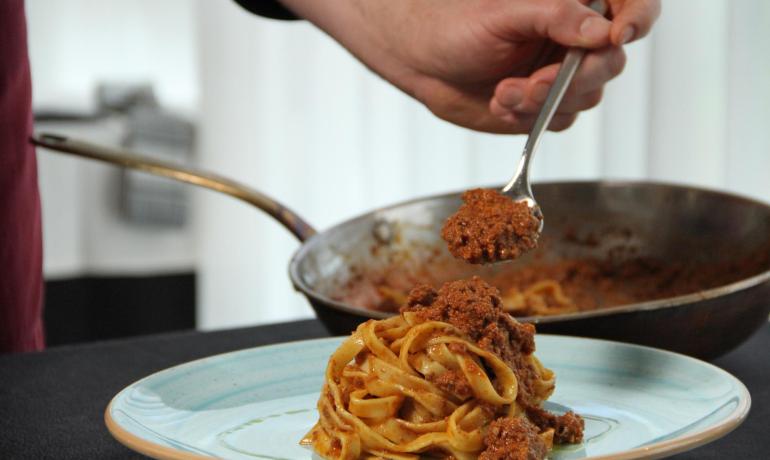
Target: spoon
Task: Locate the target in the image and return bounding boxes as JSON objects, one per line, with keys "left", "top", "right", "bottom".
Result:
{"left": 501, "top": 0, "right": 608, "bottom": 231}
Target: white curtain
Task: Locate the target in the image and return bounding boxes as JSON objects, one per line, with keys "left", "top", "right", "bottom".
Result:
{"left": 196, "top": 0, "right": 770, "bottom": 330}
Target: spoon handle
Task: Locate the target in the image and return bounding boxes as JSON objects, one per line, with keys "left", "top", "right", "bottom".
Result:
{"left": 31, "top": 133, "right": 317, "bottom": 241}
{"left": 503, "top": 0, "right": 608, "bottom": 195}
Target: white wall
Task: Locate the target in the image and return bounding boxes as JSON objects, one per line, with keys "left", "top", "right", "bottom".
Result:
{"left": 27, "top": 0, "right": 199, "bottom": 113}
{"left": 27, "top": 0, "right": 199, "bottom": 278}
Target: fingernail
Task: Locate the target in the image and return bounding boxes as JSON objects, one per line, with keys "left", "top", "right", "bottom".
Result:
{"left": 580, "top": 16, "right": 611, "bottom": 43}
{"left": 499, "top": 87, "right": 523, "bottom": 108}
{"left": 620, "top": 26, "right": 636, "bottom": 44}
{"left": 531, "top": 82, "right": 550, "bottom": 104}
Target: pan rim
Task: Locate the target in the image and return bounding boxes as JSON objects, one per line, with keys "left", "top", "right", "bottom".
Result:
{"left": 288, "top": 179, "right": 770, "bottom": 323}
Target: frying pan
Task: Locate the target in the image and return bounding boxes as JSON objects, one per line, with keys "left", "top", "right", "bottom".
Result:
{"left": 32, "top": 133, "right": 770, "bottom": 359}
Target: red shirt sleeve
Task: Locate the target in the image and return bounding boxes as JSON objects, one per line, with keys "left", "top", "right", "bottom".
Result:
{"left": 0, "top": 0, "right": 45, "bottom": 353}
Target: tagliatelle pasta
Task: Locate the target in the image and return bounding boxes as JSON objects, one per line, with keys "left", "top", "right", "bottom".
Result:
{"left": 302, "top": 277, "right": 583, "bottom": 459}
{"left": 501, "top": 279, "right": 579, "bottom": 316}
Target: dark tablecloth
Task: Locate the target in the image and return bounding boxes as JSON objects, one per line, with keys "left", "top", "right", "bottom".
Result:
{"left": 0, "top": 320, "right": 767, "bottom": 459}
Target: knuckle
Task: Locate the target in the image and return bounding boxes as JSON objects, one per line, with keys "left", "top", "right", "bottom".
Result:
{"left": 550, "top": 114, "right": 578, "bottom": 132}
{"left": 625, "top": 0, "right": 662, "bottom": 38}
{"left": 642, "top": 0, "right": 663, "bottom": 25}
{"left": 490, "top": 99, "right": 510, "bottom": 117}
{"left": 584, "top": 90, "right": 604, "bottom": 109}
{"left": 653, "top": 0, "right": 663, "bottom": 21}
{"left": 550, "top": 1, "right": 571, "bottom": 21}
{"left": 609, "top": 48, "right": 627, "bottom": 77}
{"left": 544, "top": 0, "right": 572, "bottom": 33}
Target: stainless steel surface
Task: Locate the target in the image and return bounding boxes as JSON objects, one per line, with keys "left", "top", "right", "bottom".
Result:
{"left": 290, "top": 182, "right": 770, "bottom": 358}
{"left": 32, "top": 133, "right": 316, "bottom": 241}
{"left": 33, "top": 133, "right": 770, "bottom": 358}
{"left": 292, "top": 181, "right": 770, "bottom": 315}
{"left": 502, "top": 0, "right": 608, "bottom": 229}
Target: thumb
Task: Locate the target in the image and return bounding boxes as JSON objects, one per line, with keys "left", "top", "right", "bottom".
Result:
{"left": 494, "top": 0, "right": 612, "bottom": 48}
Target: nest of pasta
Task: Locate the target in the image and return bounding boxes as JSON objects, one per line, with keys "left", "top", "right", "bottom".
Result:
{"left": 303, "top": 277, "right": 583, "bottom": 459}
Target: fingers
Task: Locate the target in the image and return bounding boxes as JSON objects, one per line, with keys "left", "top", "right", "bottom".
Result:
{"left": 413, "top": 78, "right": 579, "bottom": 134}
{"left": 492, "top": 46, "right": 625, "bottom": 115}
{"left": 413, "top": 75, "right": 582, "bottom": 135}
{"left": 548, "top": 88, "right": 604, "bottom": 114}
{"left": 495, "top": 0, "right": 612, "bottom": 48}
{"left": 546, "top": 113, "right": 579, "bottom": 131}
{"left": 490, "top": 112, "right": 579, "bottom": 133}
{"left": 492, "top": 0, "right": 659, "bottom": 49}
{"left": 490, "top": 98, "right": 580, "bottom": 132}
{"left": 500, "top": 111, "right": 579, "bottom": 132}
{"left": 608, "top": 0, "right": 662, "bottom": 45}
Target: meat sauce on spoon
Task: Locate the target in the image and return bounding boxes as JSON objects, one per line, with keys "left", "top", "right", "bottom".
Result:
{"left": 442, "top": 188, "right": 542, "bottom": 264}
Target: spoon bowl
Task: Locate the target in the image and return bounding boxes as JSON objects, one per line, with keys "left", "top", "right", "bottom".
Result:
{"left": 502, "top": 0, "right": 607, "bottom": 235}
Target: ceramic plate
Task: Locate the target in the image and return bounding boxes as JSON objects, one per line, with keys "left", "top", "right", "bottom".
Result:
{"left": 106, "top": 335, "right": 750, "bottom": 460}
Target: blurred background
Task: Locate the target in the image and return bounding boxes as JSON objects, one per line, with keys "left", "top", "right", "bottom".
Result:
{"left": 27, "top": 0, "right": 770, "bottom": 345}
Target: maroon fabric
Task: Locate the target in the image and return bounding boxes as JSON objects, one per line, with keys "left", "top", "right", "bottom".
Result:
{"left": 0, "top": 0, "right": 44, "bottom": 353}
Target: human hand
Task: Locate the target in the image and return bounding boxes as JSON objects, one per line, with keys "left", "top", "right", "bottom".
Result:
{"left": 281, "top": 0, "right": 661, "bottom": 134}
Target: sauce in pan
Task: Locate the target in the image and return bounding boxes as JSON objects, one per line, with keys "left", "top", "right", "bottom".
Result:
{"left": 338, "top": 235, "right": 770, "bottom": 318}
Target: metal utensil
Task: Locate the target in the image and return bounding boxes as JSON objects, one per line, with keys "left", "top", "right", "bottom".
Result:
{"left": 31, "top": 133, "right": 315, "bottom": 240}
{"left": 31, "top": 134, "right": 770, "bottom": 359}
{"left": 502, "top": 0, "right": 608, "bottom": 230}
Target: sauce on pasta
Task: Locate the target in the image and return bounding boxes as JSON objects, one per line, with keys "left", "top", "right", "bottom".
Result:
{"left": 303, "top": 277, "right": 582, "bottom": 459}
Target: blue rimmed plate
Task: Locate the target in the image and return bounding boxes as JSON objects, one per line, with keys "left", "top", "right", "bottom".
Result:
{"left": 105, "top": 335, "right": 750, "bottom": 459}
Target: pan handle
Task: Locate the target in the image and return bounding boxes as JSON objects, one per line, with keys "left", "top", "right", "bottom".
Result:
{"left": 31, "top": 133, "right": 317, "bottom": 242}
